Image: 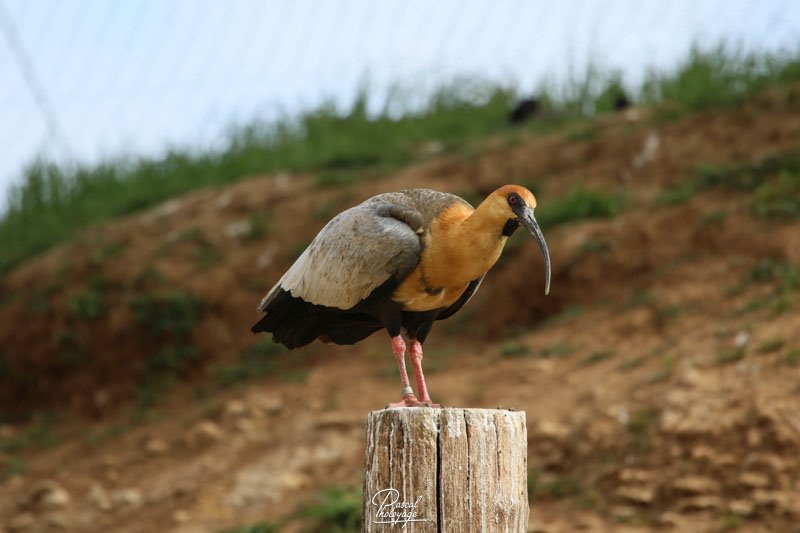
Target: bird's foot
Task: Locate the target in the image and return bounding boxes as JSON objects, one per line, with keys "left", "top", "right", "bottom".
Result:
{"left": 385, "top": 396, "right": 441, "bottom": 408}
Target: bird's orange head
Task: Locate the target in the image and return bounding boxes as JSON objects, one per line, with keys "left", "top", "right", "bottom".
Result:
{"left": 480, "top": 184, "right": 551, "bottom": 295}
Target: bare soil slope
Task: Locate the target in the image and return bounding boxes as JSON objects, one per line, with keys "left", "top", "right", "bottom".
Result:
{"left": 1, "top": 87, "right": 800, "bottom": 532}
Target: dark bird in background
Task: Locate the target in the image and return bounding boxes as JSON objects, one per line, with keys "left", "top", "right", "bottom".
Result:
{"left": 252, "top": 186, "right": 551, "bottom": 407}
{"left": 614, "top": 91, "right": 632, "bottom": 112}
{"left": 508, "top": 97, "right": 539, "bottom": 124}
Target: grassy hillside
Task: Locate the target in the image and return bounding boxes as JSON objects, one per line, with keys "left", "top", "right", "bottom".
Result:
{"left": 2, "top": 46, "right": 799, "bottom": 275}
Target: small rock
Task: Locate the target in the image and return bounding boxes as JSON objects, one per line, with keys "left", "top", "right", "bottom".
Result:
{"left": 752, "top": 489, "right": 789, "bottom": 509}
{"left": 8, "top": 512, "right": 35, "bottom": 531}
{"left": 31, "top": 479, "right": 70, "bottom": 509}
{"left": 44, "top": 513, "right": 68, "bottom": 530}
{"left": 747, "top": 427, "right": 762, "bottom": 447}
{"left": 281, "top": 472, "right": 311, "bottom": 490}
{"left": 619, "top": 469, "right": 652, "bottom": 483}
{"left": 224, "top": 220, "right": 251, "bottom": 239}
{"left": 112, "top": 488, "right": 142, "bottom": 508}
{"left": 189, "top": 420, "right": 224, "bottom": 446}
{"left": 536, "top": 420, "right": 571, "bottom": 440}
{"left": 256, "top": 395, "right": 284, "bottom": 415}
{"left": 144, "top": 437, "right": 169, "bottom": 456}
{"left": 617, "top": 486, "right": 654, "bottom": 504}
{"left": 225, "top": 399, "right": 248, "bottom": 418}
{"left": 88, "top": 484, "right": 112, "bottom": 511}
{"left": 239, "top": 417, "right": 259, "bottom": 433}
{"left": 729, "top": 499, "right": 755, "bottom": 516}
{"left": 677, "top": 495, "right": 722, "bottom": 511}
{"left": 172, "top": 509, "right": 190, "bottom": 524}
{"left": 0, "top": 424, "right": 19, "bottom": 440}
{"left": 673, "top": 476, "right": 720, "bottom": 495}
{"left": 739, "top": 471, "right": 771, "bottom": 488}
{"left": 734, "top": 330, "right": 750, "bottom": 349}
{"left": 610, "top": 505, "right": 637, "bottom": 520}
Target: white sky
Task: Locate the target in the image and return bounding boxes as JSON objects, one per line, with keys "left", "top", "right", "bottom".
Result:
{"left": 1, "top": 0, "right": 798, "bottom": 208}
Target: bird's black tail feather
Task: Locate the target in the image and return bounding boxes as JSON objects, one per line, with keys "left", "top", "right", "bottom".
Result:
{"left": 252, "top": 288, "right": 386, "bottom": 349}
{"left": 251, "top": 289, "right": 336, "bottom": 349}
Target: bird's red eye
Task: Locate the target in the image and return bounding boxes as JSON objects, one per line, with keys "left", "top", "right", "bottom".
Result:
{"left": 508, "top": 195, "right": 518, "bottom": 205}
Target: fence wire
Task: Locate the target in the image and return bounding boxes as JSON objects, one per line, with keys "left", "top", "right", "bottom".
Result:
{"left": 1, "top": 0, "right": 798, "bottom": 202}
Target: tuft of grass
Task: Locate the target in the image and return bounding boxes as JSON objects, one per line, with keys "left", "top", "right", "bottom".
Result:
{"left": 536, "top": 186, "right": 624, "bottom": 229}
{"left": 660, "top": 151, "right": 800, "bottom": 208}
{"left": 130, "top": 292, "right": 202, "bottom": 340}
{"left": 129, "top": 291, "right": 202, "bottom": 414}
{"left": 1, "top": 456, "right": 25, "bottom": 481}
{"left": 499, "top": 342, "right": 531, "bottom": 358}
{"left": 581, "top": 351, "right": 614, "bottom": 366}
{"left": 215, "top": 339, "right": 288, "bottom": 387}
{"left": 757, "top": 338, "right": 785, "bottom": 354}
{"left": 718, "top": 346, "right": 746, "bottom": 365}
{"left": 0, "top": 413, "right": 59, "bottom": 453}
{"left": 626, "top": 407, "right": 660, "bottom": 451}
{"left": 218, "top": 522, "right": 280, "bottom": 533}
{"left": 242, "top": 214, "right": 270, "bottom": 242}
{"left": 543, "top": 306, "right": 584, "bottom": 327}
{"left": 296, "top": 486, "right": 361, "bottom": 533}
{"left": 90, "top": 240, "right": 128, "bottom": 264}
{"left": 619, "top": 356, "right": 644, "bottom": 371}
{"left": 641, "top": 45, "right": 800, "bottom": 111}
{"left": 57, "top": 328, "right": 89, "bottom": 367}
{"left": 784, "top": 349, "right": 800, "bottom": 367}
{"left": 534, "top": 474, "right": 583, "bottom": 500}
{"left": 752, "top": 170, "right": 800, "bottom": 219}
{"left": 540, "top": 343, "right": 574, "bottom": 358}
{"left": 68, "top": 277, "right": 107, "bottom": 321}
{"left": 578, "top": 238, "right": 610, "bottom": 255}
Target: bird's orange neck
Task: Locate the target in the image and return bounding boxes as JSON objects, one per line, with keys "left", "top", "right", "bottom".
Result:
{"left": 422, "top": 199, "right": 511, "bottom": 287}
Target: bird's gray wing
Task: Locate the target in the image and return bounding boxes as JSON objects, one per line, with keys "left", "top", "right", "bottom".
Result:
{"left": 258, "top": 200, "right": 423, "bottom": 311}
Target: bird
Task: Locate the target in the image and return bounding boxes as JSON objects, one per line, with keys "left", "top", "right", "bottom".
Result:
{"left": 508, "top": 97, "right": 539, "bottom": 124}
{"left": 252, "top": 185, "right": 551, "bottom": 408}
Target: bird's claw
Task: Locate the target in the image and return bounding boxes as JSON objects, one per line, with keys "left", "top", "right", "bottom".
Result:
{"left": 385, "top": 396, "right": 442, "bottom": 408}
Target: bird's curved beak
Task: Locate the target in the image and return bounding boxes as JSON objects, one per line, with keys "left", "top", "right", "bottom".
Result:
{"left": 518, "top": 206, "right": 551, "bottom": 295}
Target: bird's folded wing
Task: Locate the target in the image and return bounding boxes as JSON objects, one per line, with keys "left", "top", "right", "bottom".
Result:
{"left": 258, "top": 202, "right": 423, "bottom": 311}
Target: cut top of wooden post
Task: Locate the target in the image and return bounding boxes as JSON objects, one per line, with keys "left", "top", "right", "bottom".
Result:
{"left": 362, "top": 407, "right": 528, "bottom": 532}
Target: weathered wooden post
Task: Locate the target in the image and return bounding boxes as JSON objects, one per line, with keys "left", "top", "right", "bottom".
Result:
{"left": 362, "top": 408, "right": 528, "bottom": 532}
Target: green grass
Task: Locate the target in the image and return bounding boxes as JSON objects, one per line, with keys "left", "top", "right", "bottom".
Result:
{"left": 68, "top": 276, "right": 107, "bottom": 320}
{"left": 540, "top": 343, "right": 574, "bottom": 358}
{"left": 218, "top": 523, "right": 279, "bottom": 533}
{"left": 214, "top": 338, "right": 289, "bottom": 387}
{"left": 130, "top": 291, "right": 202, "bottom": 341}
{"left": 2, "top": 46, "right": 800, "bottom": 275}
{"left": 128, "top": 291, "right": 203, "bottom": 415}
{"left": 295, "top": 486, "right": 361, "bottom": 533}
{"left": 536, "top": 186, "right": 625, "bottom": 229}
{"left": 532, "top": 474, "right": 583, "bottom": 500}
{"left": 641, "top": 44, "right": 800, "bottom": 111}
{"left": 757, "top": 338, "right": 785, "bottom": 354}
{"left": 785, "top": 349, "right": 800, "bottom": 366}
{"left": 498, "top": 342, "right": 531, "bottom": 358}
{"left": 0, "top": 413, "right": 59, "bottom": 453}
{"left": 718, "top": 346, "right": 746, "bottom": 365}
{"left": 659, "top": 151, "right": 800, "bottom": 209}
{"left": 581, "top": 351, "right": 614, "bottom": 366}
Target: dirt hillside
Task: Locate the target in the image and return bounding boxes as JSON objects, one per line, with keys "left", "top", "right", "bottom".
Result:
{"left": 1, "top": 86, "right": 800, "bottom": 532}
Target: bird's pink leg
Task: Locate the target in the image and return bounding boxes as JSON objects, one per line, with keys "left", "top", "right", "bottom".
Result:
{"left": 409, "top": 338, "right": 441, "bottom": 408}
{"left": 385, "top": 336, "right": 428, "bottom": 408}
